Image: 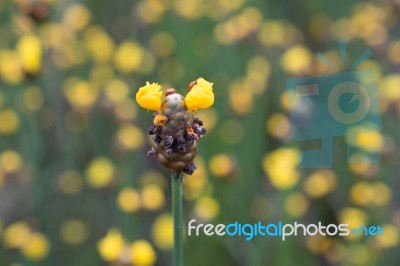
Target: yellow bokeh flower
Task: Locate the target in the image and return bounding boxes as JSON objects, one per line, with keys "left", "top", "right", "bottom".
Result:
{"left": 97, "top": 228, "right": 125, "bottom": 262}
{"left": 63, "top": 4, "right": 92, "bottom": 31}
{"left": 151, "top": 214, "right": 173, "bottom": 250}
{"left": 131, "top": 240, "right": 157, "bottom": 266}
{"left": 21, "top": 233, "right": 50, "bottom": 261}
{"left": 116, "top": 124, "right": 145, "bottom": 151}
{"left": 117, "top": 187, "right": 141, "bottom": 213}
{"left": 194, "top": 196, "right": 220, "bottom": 222}
{"left": 3, "top": 221, "right": 32, "bottom": 248}
{"left": 85, "top": 157, "right": 115, "bottom": 188}
{"left": 17, "top": 34, "right": 42, "bottom": 75}
{"left": 0, "top": 109, "right": 20, "bottom": 135}
{"left": 114, "top": 41, "right": 144, "bottom": 73}
{"left": 0, "top": 50, "right": 24, "bottom": 84}
{"left": 141, "top": 185, "right": 165, "bottom": 211}
{"left": 185, "top": 77, "right": 214, "bottom": 111}
{"left": 0, "top": 150, "right": 23, "bottom": 174}
{"left": 136, "top": 82, "right": 163, "bottom": 111}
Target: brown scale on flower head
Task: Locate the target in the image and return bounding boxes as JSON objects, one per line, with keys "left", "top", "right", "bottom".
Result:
{"left": 137, "top": 78, "right": 214, "bottom": 176}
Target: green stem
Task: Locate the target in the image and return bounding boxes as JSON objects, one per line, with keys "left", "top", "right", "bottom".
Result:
{"left": 171, "top": 170, "right": 183, "bottom": 266}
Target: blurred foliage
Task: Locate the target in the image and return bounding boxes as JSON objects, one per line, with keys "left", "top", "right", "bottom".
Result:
{"left": 0, "top": 0, "right": 400, "bottom": 266}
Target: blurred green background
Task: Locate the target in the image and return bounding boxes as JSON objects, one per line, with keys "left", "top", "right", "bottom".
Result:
{"left": 0, "top": 0, "right": 399, "bottom": 265}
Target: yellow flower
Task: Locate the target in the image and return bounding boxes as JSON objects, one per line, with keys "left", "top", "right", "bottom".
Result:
{"left": 21, "top": 233, "right": 50, "bottom": 261}
{"left": 136, "top": 82, "right": 163, "bottom": 111}
{"left": 185, "top": 77, "right": 214, "bottom": 111}
{"left": 131, "top": 240, "right": 156, "bottom": 266}
{"left": 17, "top": 34, "right": 42, "bottom": 75}
{"left": 97, "top": 228, "right": 125, "bottom": 262}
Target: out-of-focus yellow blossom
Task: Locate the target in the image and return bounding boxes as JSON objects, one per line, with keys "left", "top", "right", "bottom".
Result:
{"left": 104, "top": 79, "right": 129, "bottom": 104}
{"left": 136, "top": 0, "right": 168, "bottom": 24}
{"left": 350, "top": 181, "right": 391, "bottom": 207}
{"left": 174, "top": 0, "right": 204, "bottom": 20}
{"left": 281, "top": 45, "right": 312, "bottom": 74}
{"left": 86, "top": 157, "right": 115, "bottom": 188}
{"left": 229, "top": 84, "right": 253, "bottom": 115}
{"left": 355, "top": 131, "right": 383, "bottom": 152}
{"left": 63, "top": 4, "right": 91, "bottom": 31}
{"left": 151, "top": 214, "right": 173, "bottom": 250}
{"left": 97, "top": 228, "right": 125, "bottom": 262}
{"left": 116, "top": 124, "right": 145, "bottom": 151}
{"left": 84, "top": 26, "right": 115, "bottom": 63}
{"left": 0, "top": 150, "right": 22, "bottom": 174}
{"left": 16, "top": 34, "right": 42, "bottom": 75}
{"left": 209, "top": 154, "right": 234, "bottom": 177}
{"left": 0, "top": 109, "right": 20, "bottom": 135}
{"left": 0, "top": 50, "right": 24, "bottom": 84}
{"left": 388, "top": 40, "right": 400, "bottom": 64}
{"left": 304, "top": 170, "right": 336, "bottom": 198}
{"left": 60, "top": 219, "right": 88, "bottom": 245}
{"left": 258, "top": 21, "right": 286, "bottom": 46}
{"left": 375, "top": 224, "right": 398, "bottom": 248}
{"left": 117, "top": 187, "right": 141, "bottom": 213}
{"left": 64, "top": 79, "right": 99, "bottom": 111}
{"left": 350, "top": 181, "right": 374, "bottom": 206}
{"left": 194, "top": 196, "right": 220, "bottom": 222}
{"left": 136, "top": 82, "right": 162, "bottom": 111}
{"left": 21, "top": 233, "right": 50, "bottom": 261}
{"left": 23, "top": 87, "right": 44, "bottom": 111}
{"left": 339, "top": 208, "right": 366, "bottom": 240}
{"left": 131, "top": 240, "right": 157, "bottom": 266}
{"left": 141, "top": 185, "right": 165, "bottom": 211}
{"left": 348, "top": 153, "right": 378, "bottom": 176}
{"left": 262, "top": 148, "right": 300, "bottom": 189}
{"left": 246, "top": 56, "right": 271, "bottom": 94}
{"left": 266, "top": 113, "right": 291, "bottom": 140}
{"left": 372, "top": 182, "right": 391, "bottom": 206}
{"left": 284, "top": 192, "right": 309, "bottom": 218}
{"left": 3, "top": 221, "right": 32, "bottom": 248}
{"left": 258, "top": 21, "right": 301, "bottom": 47}
{"left": 185, "top": 78, "right": 214, "bottom": 111}
{"left": 114, "top": 41, "right": 144, "bottom": 73}
{"left": 380, "top": 75, "right": 400, "bottom": 102}
{"left": 207, "top": 0, "right": 244, "bottom": 20}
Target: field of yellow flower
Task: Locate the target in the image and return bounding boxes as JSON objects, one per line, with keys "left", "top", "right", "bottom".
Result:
{"left": 0, "top": 0, "right": 399, "bottom": 266}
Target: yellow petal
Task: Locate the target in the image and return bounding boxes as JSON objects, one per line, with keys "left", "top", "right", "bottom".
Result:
{"left": 185, "top": 77, "right": 214, "bottom": 111}
{"left": 136, "top": 82, "right": 162, "bottom": 111}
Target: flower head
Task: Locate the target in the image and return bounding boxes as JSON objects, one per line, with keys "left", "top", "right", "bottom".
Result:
{"left": 136, "top": 82, "right": 163, "bottom": 111}
{"left": 136, "top": 78, "right": 213, "bottom": 174}
{"left": 185, "top": 77, "right": 214, "bottom": 111}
